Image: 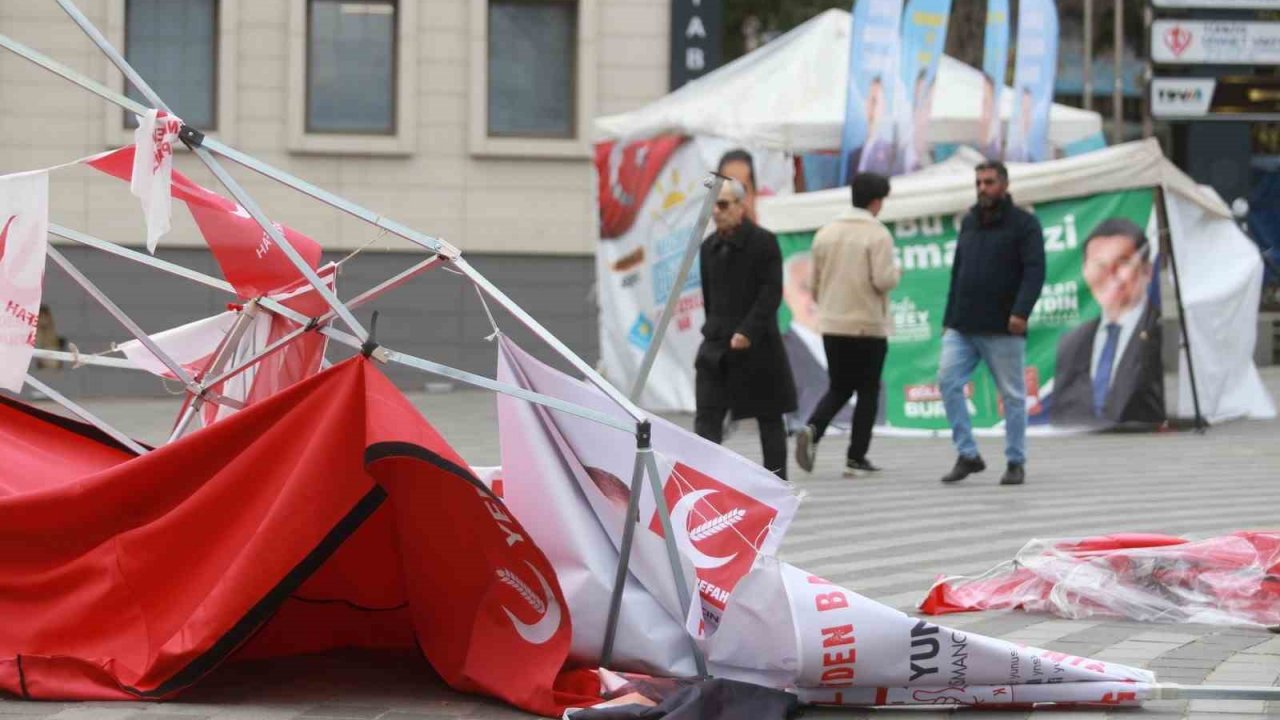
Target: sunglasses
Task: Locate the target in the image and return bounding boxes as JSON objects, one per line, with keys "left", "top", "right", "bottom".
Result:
{"left": 715, "top": 199, "right": 736, "bottom": 210}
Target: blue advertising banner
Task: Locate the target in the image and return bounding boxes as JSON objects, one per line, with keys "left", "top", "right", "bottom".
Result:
{"left": 839, "top": 0, "right": 904, "bottom": 183}
{"left": 895, "top": 0, "right": 952, "bottom": 174}
{"left": 980, "top": 0, "right": 1009, "bottom": 160}
{"left": 1006, "top": 0, "right": 1058, "bottom": 162}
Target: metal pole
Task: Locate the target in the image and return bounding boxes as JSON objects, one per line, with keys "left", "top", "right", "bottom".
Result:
{"left": 642, "top": 447, "right": 708, "bottom": 677}
{"left": 453, "top": 257, "right": 648, "bottom": 423}
{"left": 1112, "top": 0, "right": 1124, "bottom": 145}
{"left": 46, "top": 245, "right": 199, "bottom": 392}
{"left": 600, "top": 448, "right": 648, "bottom": 667}
{"left": 1154, "top": 187, "right": 1206, "bottom": 432}
{"left": 50, "top": 223, "right": 238, "bottom": 296}
{"left": 168, "top": 303, "right": 260, "bottom": 442}
{"left": 23, "top": 374, "right": 148, "bottom": 455}
{"left": 1152, "top": 684, "right": 1280, "bottom": 701}
{"left": 1141, "top": 3, "right": 1155, "bottom": 139}
{"left": 1083, "top": 0, "right": 1093, "bottom": 112}
{"left": 629, "top": 175, "right": 723, "bottom": 401}
{"left": 52, "top": 0, "right": 368, "bottom": 342}
{"left": 31, "top": 349, "right": 139, "bottom": 370}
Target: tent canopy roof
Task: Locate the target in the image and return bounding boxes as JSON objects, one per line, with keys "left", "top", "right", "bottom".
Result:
{"left": 758, "top": 139, "right": 1230, "bottom": 233}
{"left": 593, "top": 9, "right": 1103, "bottom": 153}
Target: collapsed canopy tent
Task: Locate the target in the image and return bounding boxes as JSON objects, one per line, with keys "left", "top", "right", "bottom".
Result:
{"left": 758, "top": 139, "right": 1276, "bottom": 425}
{"left": 592, "top": 9, "right": 1103, "bottom": 155}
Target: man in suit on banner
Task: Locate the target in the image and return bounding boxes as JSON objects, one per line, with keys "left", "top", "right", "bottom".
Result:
{"left": 1052, "top": 218, "right": 1166, "bottom": 426}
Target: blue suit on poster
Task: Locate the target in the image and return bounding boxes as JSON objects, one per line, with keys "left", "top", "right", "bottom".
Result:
{"left": 839, "top": 0, "right": 904, "bottom": 184}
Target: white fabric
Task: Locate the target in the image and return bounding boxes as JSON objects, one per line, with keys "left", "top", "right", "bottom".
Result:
{"left": 118, "top": 310, "right": 241, "bottom": 380}
{"left": 592, "top": 9, "right": 1102, "bottom": 154}
{"left": 0, "top": 170, "right": 49, "bottom": 392}
{"left": 1165, "top": 192, "right": 1277, "bottom": 422}
{"left": 759, "top": 138, "right": 1225, "bottom": 233}
{"left": 130, "top": 109, "right": 182, "bottom": 253}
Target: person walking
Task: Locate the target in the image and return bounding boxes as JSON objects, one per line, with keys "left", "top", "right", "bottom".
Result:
{"left": 794, "top": 173, "right": 900, "bottom": 477}
{"left": 938, "top": 161, "right": 1045, "bottom": 486}
{"left": 694, "top": 179, "right": 797, "bottom": 481}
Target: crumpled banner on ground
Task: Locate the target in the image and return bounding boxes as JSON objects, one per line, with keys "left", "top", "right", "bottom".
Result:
{"left": 919, "top": 532, "right": 1280, "bottom": 627}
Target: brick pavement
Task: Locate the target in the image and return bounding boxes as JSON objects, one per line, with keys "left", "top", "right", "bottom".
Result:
{"left": 4, "top": 368, "right": 1279, "bottom": 719}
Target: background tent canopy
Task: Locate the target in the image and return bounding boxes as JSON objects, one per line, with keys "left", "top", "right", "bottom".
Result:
{"left": 592, "top": 9, "right": 1102, "bottom": 154}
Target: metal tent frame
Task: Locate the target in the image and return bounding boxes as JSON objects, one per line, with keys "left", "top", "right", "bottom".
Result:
{"left": 0, "top": 0, "right": 718, "bottom": 676}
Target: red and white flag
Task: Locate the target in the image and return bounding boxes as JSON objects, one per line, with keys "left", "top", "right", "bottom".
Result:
{"left": 130, "top": 110, "right": 182, "bottom": 253}
{"left": 0, "top": 171, "right": 49, "bottom": 392}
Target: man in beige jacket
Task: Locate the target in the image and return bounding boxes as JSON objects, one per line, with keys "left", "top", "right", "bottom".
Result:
{"left": 795, "top": 173, "right": 900, "bottom": 477}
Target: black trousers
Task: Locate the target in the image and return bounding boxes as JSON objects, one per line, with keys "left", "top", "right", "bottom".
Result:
{"left": 694, "top": 408, "right": 788, "bottom": 481}
{"left": 807, "top": 335, "right": 888, "bottom": 462}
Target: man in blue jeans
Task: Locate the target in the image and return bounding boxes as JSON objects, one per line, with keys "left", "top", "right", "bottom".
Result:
{"left": 939, "top": 161, "right": 1045, "bottom": 485}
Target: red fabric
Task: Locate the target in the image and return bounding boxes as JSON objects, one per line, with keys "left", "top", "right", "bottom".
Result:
{"left": 595, "top": 136, "right": 685, "bottom": 240}
{"left": 86, "top": 147, "right": 323, "bottom": 297}
{"left": 0, "top": 359, "right": 599, "bottom": 716}
{"left": 920, "top": 532, "right": 1280, "bottom": 626}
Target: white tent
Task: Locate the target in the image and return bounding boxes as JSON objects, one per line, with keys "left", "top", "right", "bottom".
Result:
{"left": 593, "top": 9, "right": 1103, "bottom": 154}
{"left": 758, "top": 139, "right": 1277, "bottom": 425}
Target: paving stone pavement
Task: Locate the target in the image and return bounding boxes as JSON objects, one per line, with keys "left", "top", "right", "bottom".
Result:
{"left": 4, "top": 368, "right": 1280, "bottom": 719}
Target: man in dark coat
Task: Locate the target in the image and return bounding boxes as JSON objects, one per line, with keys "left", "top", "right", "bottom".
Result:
{"left": 695, "top": 179, "right": 797, "bottom": 480}
{"left": 1051, "top": 218, "right": 1165, "bottom": 426}
{"left": 938, "top": 161, "right": 1045, "bottom": 486}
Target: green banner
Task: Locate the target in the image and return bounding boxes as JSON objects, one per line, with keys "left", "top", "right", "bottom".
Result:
{"left": 776, "top": 188, "right": 1156, "bottom": 429}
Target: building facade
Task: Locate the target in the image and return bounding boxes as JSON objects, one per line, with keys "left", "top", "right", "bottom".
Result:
{"left": 0, "top": 0, "right": 672, "bottom": 395}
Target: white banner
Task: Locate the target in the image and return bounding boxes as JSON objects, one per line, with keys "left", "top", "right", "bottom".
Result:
{"left": 497, "top": 338, "right": 799, "bottom": 646}
{"left": 596, "top": 136, "right": 792, "bottom": 412}
{"left": 704, "top": 558, "right": 1153, "bottom": 706}
{"left": 1151, "top": 78, "right": 1216, "bottom": 118}
{"left": 0, "top": 171, "right": 49, "bottom": 392}
{"left": 131, "top": 109, "right": 182, "bottom": 253}
{"left": 1152, "top": 20, "right": 1280, "bottom": 65}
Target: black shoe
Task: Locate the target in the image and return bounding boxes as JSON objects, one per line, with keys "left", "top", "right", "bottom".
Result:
{"left": 795, "top": 424, "right": 817, "bottom": 473}
{"left": 843, "top": 457, "right": 881, "bottom": 477}
{"left": 940, "top": 455, "right": 986, "bottom": 483}
{"left": 1000, "top": 463, "right": 1026, "bottom": 485}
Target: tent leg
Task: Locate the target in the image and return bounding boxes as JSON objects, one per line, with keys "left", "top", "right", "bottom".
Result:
{"left": 1155, "top": 187, "right": 1206, "bottom": 432}
{"left": 24, "top": 374, "right": 147, "bottom": 455}
{"left": 629, "top": 174, "right": 724, "bottom": 401}
{"left": 1153, "top": 683, "right": 1280, "bottom": 701}
{"left": 53, "top": 0, "right": 368, "bottom": 343}
{"left": 600, "top": 446, "right": 648, "bottom": 668}
{"left": 640, "top": 437, "right": 709, "bottom": 677}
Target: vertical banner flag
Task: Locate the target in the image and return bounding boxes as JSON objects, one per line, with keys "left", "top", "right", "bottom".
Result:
{"left": 840, "top": 0, "right": 905, "bottom": 183}
{"left": 130, "top": 109, "right": 182, "bottom": 253}
{"left": 1006, "top": 0, "right": 1059, "bottom": 162}
{"left": 0, "top": 171, "right": 49, "bottom": 392}
{"left": 895, "top": 0, "right": 953, "bottom": 174}
{"left": 981, "top": 0, "right": 1010, "bottom": 160}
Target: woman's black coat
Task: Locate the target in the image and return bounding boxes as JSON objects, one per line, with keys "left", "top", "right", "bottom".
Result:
{"left": 694, "top": 219, "right": 798, "bottom": 419}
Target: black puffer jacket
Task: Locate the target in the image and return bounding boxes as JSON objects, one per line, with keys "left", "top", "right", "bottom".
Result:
{"left": 943, "top": 195, "right": 1046, "bottom": 335}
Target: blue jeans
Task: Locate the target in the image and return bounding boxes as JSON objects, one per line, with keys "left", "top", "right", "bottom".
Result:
{"left": 938, "top": 329, "right": 1027, "bottom": 464}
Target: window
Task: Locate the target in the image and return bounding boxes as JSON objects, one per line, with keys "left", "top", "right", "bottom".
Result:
{"left": 123, "top": 0, "right": 218, "bottom": 129}
{"left": 487, "top": 0, "right": 576, "bottom": 138}
{"left": 306, "top": 0, "right": 396, "bottom": 134}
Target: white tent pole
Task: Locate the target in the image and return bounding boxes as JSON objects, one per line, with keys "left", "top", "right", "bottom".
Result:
{"left": 46, "top": 246, "right": 199, "bottom": 392}
{"left": 49, "top": 224, "right": 238, "bottom": 296}
{"left": 1152, "top": 684, "right": 1280, "bottom": 701}
{"left": 600, "top": 449, "right": 648, "bottom": 667}
{"left": 452, "top": 257, "right": 647, "bottom": 424}
{"left": 51, "top": 0, "right": 368, "bottom": 343}
{"left": 31, "top": 349, "right": 138, "bottom": 371}
{"left": 168, "top": 302, "right": 261, "bottom": 443}
{"left": 630, "top": 174, "right": 722, "bottom": 401}
{"left": 23, "top": 373, "right": 148, "bottom": 455}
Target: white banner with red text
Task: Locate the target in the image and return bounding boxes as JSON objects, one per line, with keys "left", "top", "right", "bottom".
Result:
{"left": 0, "top": 170, "right": 49, "bottom": 392}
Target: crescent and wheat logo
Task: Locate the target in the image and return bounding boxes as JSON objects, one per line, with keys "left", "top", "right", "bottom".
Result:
{"left": 0, "top": 215, "right": 15, "bottom": 264}
{"left": 671, "top": 488, "right": 742, "bottom": 569}
{"left": 496, "top": 561, "right": 562, "bottom": 646}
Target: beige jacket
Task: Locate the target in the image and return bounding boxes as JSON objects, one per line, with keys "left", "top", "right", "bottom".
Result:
{"left": 810, "top": 207, "right": 901, "bottom": 337}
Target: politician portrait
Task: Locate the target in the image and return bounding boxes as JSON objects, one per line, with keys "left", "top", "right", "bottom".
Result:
{"left": 1051, "top": 218, "right": 1166, "bottom": 427}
